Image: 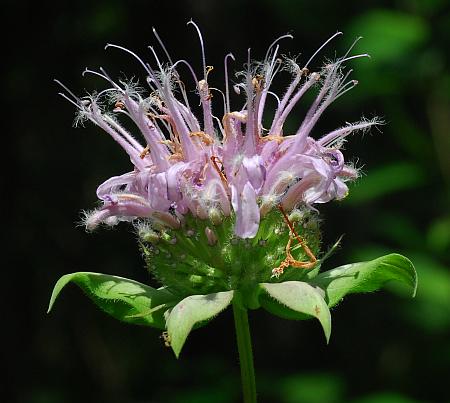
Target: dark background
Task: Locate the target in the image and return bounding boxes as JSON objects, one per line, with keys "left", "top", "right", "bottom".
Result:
{"left": 6, "top": 0, "right": 450, "bottom": 402}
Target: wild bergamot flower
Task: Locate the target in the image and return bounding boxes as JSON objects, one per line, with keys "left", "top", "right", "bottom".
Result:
{"left": 56, "top": 25, "right": 378, "bottom": 287}
{"left": 49, "top": 22, "right": 416, "bottom": 402}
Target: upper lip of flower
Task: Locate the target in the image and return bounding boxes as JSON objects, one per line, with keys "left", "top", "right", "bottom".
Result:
{"left": 56, "top": 21, "right": 381, "bottom": 238}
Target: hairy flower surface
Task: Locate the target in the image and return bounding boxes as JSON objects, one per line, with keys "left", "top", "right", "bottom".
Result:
{"left": 57, "top": 23, "right": 379, "bottom": 291}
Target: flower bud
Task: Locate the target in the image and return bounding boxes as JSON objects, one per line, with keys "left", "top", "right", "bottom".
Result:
{"left": 189, "top": 275, "right": 205, "bottom": 285}
{"left": 288, "top": 209, "right": 305, "bottom": 223}
{"left": 141, "top": 230, "right": 160, "bottom": 244}
{"left": 205, "top": 227, "right": 218, "bottom": 246}
{"left": 209, "top": 207, "right": 222, "bottom": 226}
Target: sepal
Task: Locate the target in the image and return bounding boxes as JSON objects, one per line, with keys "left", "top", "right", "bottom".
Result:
{"left": 259, "top": 281, "right": 331, "bottom": 343}
{"left": 166, "top": 290, "right": 234, "bottom": 357}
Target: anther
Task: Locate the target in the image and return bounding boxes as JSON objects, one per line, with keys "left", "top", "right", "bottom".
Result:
{"left": 140, "top": 145, "right": 150, "bottom": 159}
{"left": 114, "top": 100, "right": 125, "bottom": 110}
{"left": 190, "top": 131, "right": 214, "bottom": 145}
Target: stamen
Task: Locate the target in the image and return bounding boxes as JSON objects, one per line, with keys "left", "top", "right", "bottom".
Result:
{"left": 140, "top": 145, "right": 150, "bottom": 159}
{"left": 175, "top": 78, "right": 192, "bottom": 109}
{"left": 152, "top": 27, "right": 175, "bottom": 65}
{"left": 105, "top": 44, "right": 154, "bottom": 77}
{"left": 304, "top": 31, "right": 343, "bottom": 69}
{"left": 97, "top": 88, "right": 119, "bottom": 98}
{"left": 333, "top": 80, "right": 358, "bottom": 101}
{"left": 260, "top": 134, "right": 284, "bottom": 144}
{"left": 212, "top": 115, "right": 224, "bottom": 135}
{"left": 190, "top": 131, "right": 214, "bottom": 146}
{"left": 171, "top": 60, "right": 201, "bottom": 89}
{"left": 264, "top": 33, "right": 293, "bottom": 62}
{"left": 170, "top": 60, "right": 199, "bottom": 121}
{"left": 148, "top": 111, "right": 173, "bottom": 136}
{"left": 266, "top": 55, "right": 283, "bottom": 87}
{"left": 114, "top": 100, "right": 126, "bottom": 110}
{"left": 339, "top": 68, "right": 354, "bottom": 87}
{"left": 148, "top": 46, "right": 164, "bottom": 71}
{"left": 341, "top": 36, "right": 363, "bottom": 60}
{"left": 339, "top": 53, "right": 370, "bottom": 64}
{"left": 224, "top": 53, "right": 235, "bottom": 114}
{"left": 54, "top": 79, "right": 82, "bottom": 103}
{"left": 210, "top": 87, "right": 226, "bottom": 116}
{"left": 187, "top": 20, "right": 207, "bottom": 80}
{"left": 99, "top": 67, "right": 126, "bottom": 91}
{"left": 174, "top": 72, "right": 211, "bottom": 138}
{"left": 57, "top": 92, "right": 83, "bottom": 110}
{"left": 338, "top": 78, "right": 358, "bottom": 93}
{"left": 145, "top": 69, "right": 160, "bottom": 91}
{"left": 267, "top": 91, "right": 281, "bottom": 108}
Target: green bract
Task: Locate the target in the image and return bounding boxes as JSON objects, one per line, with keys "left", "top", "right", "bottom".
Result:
{"left": 139, "top": 210, "right": 321, "bottom": 296}
{"left": 49, "top": 213, "right": 417, "bottom": 357}
{"left": 48, "top": 272, "right": 178, "bottom": 329}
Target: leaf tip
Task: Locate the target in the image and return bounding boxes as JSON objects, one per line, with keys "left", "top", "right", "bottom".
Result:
{"left": 47, "top": 294, "right": 55, "bottom": 314}
{"left": 411, "top": 268, "right": 418, "bottom": 299}
{"left": 172, "top": 346, "right": 181, "bottom": 359}
{"left": 392, "top": 253, "right": 418, "bottom": 298}
{"left": 47, "top": 274, "right": 72, "bottom": 314}
{"left": 325, "top": 327, "right": 331, "bottom": 344}
{"left": 323, "top": 312, "right": 332, "bottom": 345}
{"left": 168, "top": 333, "right": 183, "bottom": 358}
{"left": 411, "top": 278, "right": 418, "bottom": 298}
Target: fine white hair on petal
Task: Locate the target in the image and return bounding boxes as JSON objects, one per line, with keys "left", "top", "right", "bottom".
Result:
{"left": 79, "top": 209, "right": 108, "bottom": 232}
{"left": 319, "top": 117, "right": 383, "bottom": 147}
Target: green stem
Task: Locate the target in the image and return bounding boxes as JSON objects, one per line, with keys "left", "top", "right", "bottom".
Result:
{"left": 232, "top": 298, "right": 257, "bottom": 403}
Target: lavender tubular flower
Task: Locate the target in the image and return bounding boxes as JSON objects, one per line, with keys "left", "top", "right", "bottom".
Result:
{"left": 58, "top": 28, "right": 376, "bottom": 243}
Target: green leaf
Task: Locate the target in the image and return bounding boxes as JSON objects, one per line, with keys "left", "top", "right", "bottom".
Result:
{"left": 166, "top": 291, "right": 234, "bottom": 357}
{"left": 48, "top": 272, "right": 178, "bottom": 329}
{"left": 311, "top": 254, "right": 417, "bottom": 308}
{"left": 259, "top": 281, "right": 331, "bottom": 343}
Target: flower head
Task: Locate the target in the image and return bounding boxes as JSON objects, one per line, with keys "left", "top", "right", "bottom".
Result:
{"left": 57, "top": 22, "right": 379, "bottom": 293}
{"left": 51, "top": 24, "right": 416, "bottom": 360}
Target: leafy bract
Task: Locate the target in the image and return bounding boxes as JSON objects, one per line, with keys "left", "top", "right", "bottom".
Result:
{"left": 48, "top": 272, "right": 178, "bottom": 329}
{"left": 310, "top": 253, "right": 417, "bottom": 307}
{"left": 166, "top": 291, "right": 234, "bottom": 357}
{"left": 259, "top": 281, "right": 331, "bottom": 343}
